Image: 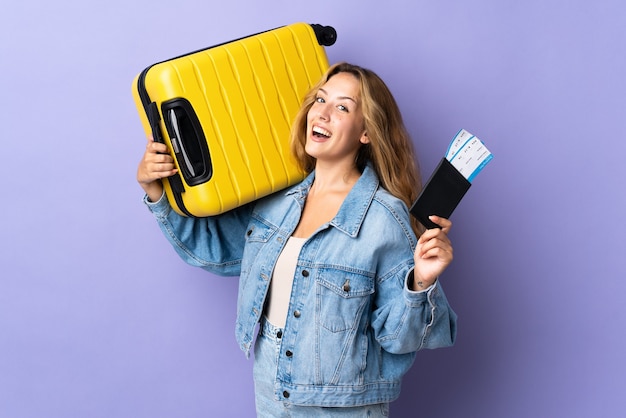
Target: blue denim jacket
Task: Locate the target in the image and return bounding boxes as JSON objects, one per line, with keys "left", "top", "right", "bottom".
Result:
{"left": 145, "top": 165, "right": 457, "bottom": 407}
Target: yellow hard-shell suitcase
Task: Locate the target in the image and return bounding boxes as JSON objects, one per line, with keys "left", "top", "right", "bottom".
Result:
{"left": 132, "top": 23, "right": 337, "bottom": 217}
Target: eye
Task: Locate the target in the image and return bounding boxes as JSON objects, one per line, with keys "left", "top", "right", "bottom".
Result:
{"left": 315, "top": 96, "right": 325, "bottom": 103}
{"left": 337, "top": 104, "right": 348, "bottom": 112}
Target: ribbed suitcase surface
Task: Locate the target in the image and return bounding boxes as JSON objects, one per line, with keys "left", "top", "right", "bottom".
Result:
{"left": 133, "top": 23, "right": 336, "bottom": 217}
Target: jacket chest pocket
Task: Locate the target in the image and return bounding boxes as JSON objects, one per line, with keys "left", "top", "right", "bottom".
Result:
{"left": 240, "top": 219, "right": 276, "bottom": 276}
{"left": 315, "top": 269, "right": 375, "bottom": 333}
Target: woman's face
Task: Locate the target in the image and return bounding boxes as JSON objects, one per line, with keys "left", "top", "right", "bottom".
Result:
{"left": 305, "top": 72, "right": 369, "bottom": 165}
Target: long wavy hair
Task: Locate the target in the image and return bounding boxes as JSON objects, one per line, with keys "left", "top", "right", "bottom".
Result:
{"left": 290, "top": 62, "right": 424, "bottom": 235}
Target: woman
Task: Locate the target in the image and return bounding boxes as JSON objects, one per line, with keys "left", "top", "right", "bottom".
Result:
{"left": 137, "top": 62, "right": 457, "bottom": 417}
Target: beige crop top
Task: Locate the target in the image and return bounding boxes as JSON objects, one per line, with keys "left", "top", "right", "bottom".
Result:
{"left": 264, "top": 236, "right": 306, "bottom": 328}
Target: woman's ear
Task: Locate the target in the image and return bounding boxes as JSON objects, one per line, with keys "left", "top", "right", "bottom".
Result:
{"left": 360, "top": 131, "right": 370, "bottom": 145}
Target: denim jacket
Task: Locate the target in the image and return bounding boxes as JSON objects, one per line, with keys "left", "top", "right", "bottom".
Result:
{"left": 145, "top": 165, "right": 457, "bottom": 407}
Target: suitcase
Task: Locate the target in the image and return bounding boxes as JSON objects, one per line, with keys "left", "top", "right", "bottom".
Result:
{"left": 132, "top": 23, "right": 337, "bottom": 217}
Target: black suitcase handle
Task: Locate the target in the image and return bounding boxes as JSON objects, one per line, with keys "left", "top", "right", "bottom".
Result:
{"left": 146, "top": 102, "right": 187, "bottom": 195}
{"left": 161, "top": 98, "right": 213, "bottom": 187}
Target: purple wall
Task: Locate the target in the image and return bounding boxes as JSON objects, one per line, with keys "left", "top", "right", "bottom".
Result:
{"left": 1, "top": 1, "right": 624, "bottom": 416}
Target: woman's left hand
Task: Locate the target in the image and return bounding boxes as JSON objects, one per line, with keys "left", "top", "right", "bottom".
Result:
{"left": 411, "top": 216, "right": 454, "bottom": 291}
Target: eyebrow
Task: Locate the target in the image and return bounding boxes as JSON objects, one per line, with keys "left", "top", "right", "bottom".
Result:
{"left": 318, "top": 88, "right": 358, "bottom": 104}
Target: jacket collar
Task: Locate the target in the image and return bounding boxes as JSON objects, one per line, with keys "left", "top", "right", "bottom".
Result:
{"left": 286, "top": 164, "right": 380, "bottom": 238}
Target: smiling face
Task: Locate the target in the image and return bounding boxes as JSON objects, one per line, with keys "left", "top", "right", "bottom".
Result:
{"left": 304, "top": 72, "right": 370, "bottom": 167}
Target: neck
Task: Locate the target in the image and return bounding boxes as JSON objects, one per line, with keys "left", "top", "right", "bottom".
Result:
{"left": 312, "top": 161, "right": 361, "bottom": 193}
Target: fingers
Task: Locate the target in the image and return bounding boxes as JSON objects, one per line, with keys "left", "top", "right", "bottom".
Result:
{"left": 413, "top": 217, "right": 454, "bottom": 284}
{"left": 416, "top": 235, "right": 453, "bottom": 261}
{"left": 146, "top": 138, "right": 170, "bottom": 154}
{"left": 137, "top": 140, "right": 177, "bottom": 185}
{"left": 427, "top": 215, "right": 452, "bottom": 233}
{"left": 416, "top": 217, "right": 453, "bottom": 260}
{"left": 418, "top": 217, "right": 452, "bottom": 243}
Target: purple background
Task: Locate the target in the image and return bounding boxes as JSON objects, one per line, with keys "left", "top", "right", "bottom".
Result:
{"left": 2, "top": 0, "right": 625, "bottom": 416}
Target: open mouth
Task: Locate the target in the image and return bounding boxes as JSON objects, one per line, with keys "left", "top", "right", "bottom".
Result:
{"left": 312, "top": 126, "right": 332, "bottom": 139}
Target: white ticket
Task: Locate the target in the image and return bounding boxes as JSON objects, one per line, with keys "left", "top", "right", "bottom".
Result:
{"left": 446, "top": 129, "right": 493, "bottom": 183}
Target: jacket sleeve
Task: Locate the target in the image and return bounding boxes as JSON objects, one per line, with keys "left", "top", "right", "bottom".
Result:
{"left": 370, "top": 244, "right": 457, "bottom": 355}
{"left": 144, "top": 193, "right": 254, "bottom": 276}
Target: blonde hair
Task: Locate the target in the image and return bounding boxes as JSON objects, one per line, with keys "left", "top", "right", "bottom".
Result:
{"left": 290, "top": 62, "right": 424, "bottom": 235}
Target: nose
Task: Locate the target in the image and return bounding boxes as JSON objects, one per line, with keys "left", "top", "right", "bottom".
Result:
{"left": 315, "top": 102, "right": 330, "bottom": 121}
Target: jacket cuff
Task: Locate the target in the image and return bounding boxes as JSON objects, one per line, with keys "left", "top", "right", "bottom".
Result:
{"left": 143, "top": 191, "right": 170, "bottom": 217}
{"left": 404, "top": 268, "right": 437, "bottom": 295}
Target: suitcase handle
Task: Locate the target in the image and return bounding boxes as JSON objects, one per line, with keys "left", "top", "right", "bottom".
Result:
{"left": 146, "top": 102, "right": 186, "bottom": 194}
{"left": 147, "top": 102, "right": 165, "bottom": 144}
{"left": 168, "top": 108, "right": 197, "bottom": 177}
{"left": 162, "top": 98, "right": 213, "bottom": 187}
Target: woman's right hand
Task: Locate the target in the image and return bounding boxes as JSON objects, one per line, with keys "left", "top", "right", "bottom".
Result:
{"left": 136, "top": 137, "right": 178, "bottom": 202}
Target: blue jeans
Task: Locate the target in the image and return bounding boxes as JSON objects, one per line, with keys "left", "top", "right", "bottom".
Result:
{"left": 253, "top": 318, "right": 390, "bottom": 417}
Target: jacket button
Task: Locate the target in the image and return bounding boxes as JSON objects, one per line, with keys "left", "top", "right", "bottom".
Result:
{"left": 286, "top": 350, "right": 293, "bottom": 357}
{"left": 293, "top": 310, "right": 301, "bottom": 318}
{"left": 302, "top": 270, "right": 309, "bottom": 277}
{"left": 276, "top": 330, "right": 282, "bottom": 339}
{"left": 283, "top": 391, "right": 290, "bottom": 398}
